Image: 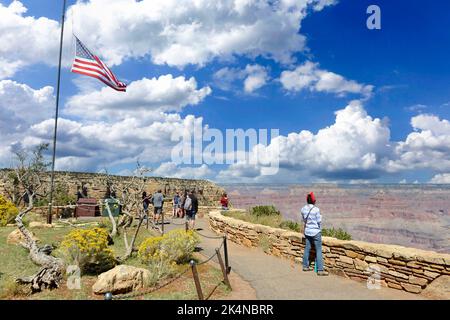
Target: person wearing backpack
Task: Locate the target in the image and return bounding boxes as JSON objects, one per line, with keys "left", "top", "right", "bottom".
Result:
{"left": 301, "top": 192, "right": 328, "bottom": 276}
{"left": 184, "top": 190, "right": 198, "bottom": 230}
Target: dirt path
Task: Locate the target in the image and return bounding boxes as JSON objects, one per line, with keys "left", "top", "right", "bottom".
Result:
{"left": 165, "top": 216, "right": 426, "bottom": 300}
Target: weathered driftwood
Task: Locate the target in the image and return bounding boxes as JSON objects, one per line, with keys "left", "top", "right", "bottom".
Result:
{"left": 105, "top": 201, "right": 118, "bottom": 237}
{"left": 15, "top": 201, "right": 65, "bottom": 292}
{"left": 7, "top": 144, "right": 65, "bottom": 293}
{"left": 119, "top": 214, "right": 144, "bottom": 261}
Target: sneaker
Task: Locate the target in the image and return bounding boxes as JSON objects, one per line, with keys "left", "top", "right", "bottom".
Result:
{"left": 302, "top": 267, "right": 313, "bottom": 272}
{"left": 317, "top": 270, "right": 329, "bottom": 276}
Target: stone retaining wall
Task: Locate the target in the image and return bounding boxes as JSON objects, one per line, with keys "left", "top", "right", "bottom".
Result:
{"left": 0, "top": 169, "right": 224, "bottom": 206}
{"left": 208, "top": 210, "right": 450, "bottom": 294}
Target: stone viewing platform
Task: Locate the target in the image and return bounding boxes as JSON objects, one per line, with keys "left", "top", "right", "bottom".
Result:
{"left": 208, "top": 210, "right": 450, "bottom": 297}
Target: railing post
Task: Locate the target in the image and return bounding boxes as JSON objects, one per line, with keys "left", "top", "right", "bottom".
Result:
{"left": 216, "top": 248, "right": 231, "bottom": 290}
{"left": 223, "top": 234, "right": 231, "bottom": 274}
{"left": 161, "top": 210, "right": 165, "bottom": 235}
{"left": 190, "top": 260, "right": 204, "bottom": 300}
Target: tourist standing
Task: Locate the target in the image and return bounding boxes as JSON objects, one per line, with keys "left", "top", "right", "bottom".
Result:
{"left": 185, "top": 190, "right": 198, "bottom": 230}
{"left": 151, "top": 189, "right": 164, "bottom": 225}
{"left": 301, "top": 192, "right": 328, "bottom": 276}
{"left": 142, "top": 191, "right": 151, "bottom": 219}
{"left": 173, "top": 192, "right": 181, "bottom": 218}
{"left": 180, "top": 190, "right": 187, "bottom": 219}
{"left": 76, "top": 186, "right": 83, "bottom": 201}
{"left": 81, "top": 184, "right": 88, "bottom": 198}
{"left": 220, "top": 193, "right": 229, "bottom": 210}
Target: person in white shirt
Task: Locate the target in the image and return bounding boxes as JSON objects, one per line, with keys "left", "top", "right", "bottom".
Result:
{"left": 300, "top": 192, "right": 328, "bottom": 276}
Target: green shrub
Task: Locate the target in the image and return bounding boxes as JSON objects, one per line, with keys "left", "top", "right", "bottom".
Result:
{"left": 138, "top": 230, "right": 200, "bottom": 286}
{"left": 322, "top": 227, "right": 352, "bottom": 240}
{"left": 138, "top": 236, "right": 165, "bottom": 263}
{"left": 161, "top": 229, "right": 200, "bottom": 263}
{"left": 279, "top": 220, "right": 301, "bottom": 232}
{"left": 138, "top": 230, "right": 200, "bottom": 265}
{"left": 145, "top": 251, "right": 178, "bottom": 287}
{"left": 0, "top": 195, "right": 19, "bottom": 226}
{"left": 60, "top": 227, "right": 116, "bottom": 274}
{"left": 250, "top": 205, "right": 280, "bottom": 217}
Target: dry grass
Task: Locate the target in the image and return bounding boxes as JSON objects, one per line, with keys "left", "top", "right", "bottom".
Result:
{"left": 0, "top": 216, "right": 230, "bottom": 300}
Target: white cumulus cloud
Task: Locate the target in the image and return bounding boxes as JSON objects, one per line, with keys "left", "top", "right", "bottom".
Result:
{"left": 0, "top": 80, "right": 54, "bottom": 134}
{"left": 213, "top": 64, "right": 269, "bottom": 93}
{"left": 280, "top": 61, "right": 373, "bottom": 97}
{"left": 429, "top": 173, "right": 450, "bottom": 184}
{"left": 66, "top": 0, "right": 335, "bottom": 68}
{"left": 0, "top": 1, "right": 61, "bottom": 78}
{"left": 388, "top": 114, "right": 450, "bottom": 172}
{"left": 152, "top": 162, "right": 213, "bottom": 179}
{"left": 65, "top": 75, "right": 211, "bottom": 120}
{"left": 219, "top": 100, "right": 392, "bottom": 181}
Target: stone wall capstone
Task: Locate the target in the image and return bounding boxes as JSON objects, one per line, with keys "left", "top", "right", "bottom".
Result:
{"left": 208, "top": 210, "right": 450, "bottom": 295}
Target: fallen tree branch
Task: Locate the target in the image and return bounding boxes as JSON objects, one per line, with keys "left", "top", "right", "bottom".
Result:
{"left": 15, "top": 197, "right": 65, "bottom": 292}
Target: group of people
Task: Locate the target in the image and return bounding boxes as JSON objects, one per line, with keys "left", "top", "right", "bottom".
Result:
{"left": 141, "top": 187, "right": 327, "bottom": 276}
{"left": 171, "top": 190, "right": 199, "bottom": 229}
{"left": 142, "top": 189, "right": 199, "bottom": 230}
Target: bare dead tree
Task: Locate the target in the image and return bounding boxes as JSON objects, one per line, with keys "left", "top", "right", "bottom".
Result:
{"left": 119, "top": 163, "right": 150, "bottom": 261}
{"left": 99, "top": 162, "right": 150, "bottom": 261}
{"left": 11, "top": 143, "right": 65, "bottom": 292}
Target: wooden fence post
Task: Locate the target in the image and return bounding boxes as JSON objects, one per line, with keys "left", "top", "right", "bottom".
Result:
{"left": 216, "top": 248, "right": 231, "bottom": 289}
{"left": 190, "top": 260, "right": 204, "bottom": 300}
{"left": 161, "top": 210, "right": 165, "bottom": 235}
{"left": 223, "top": 234, "right": 231, "bottom": 274}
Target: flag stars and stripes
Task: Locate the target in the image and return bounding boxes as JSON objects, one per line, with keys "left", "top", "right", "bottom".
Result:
{"left": 71, "top": 36, "right": 127, "bottom": 92}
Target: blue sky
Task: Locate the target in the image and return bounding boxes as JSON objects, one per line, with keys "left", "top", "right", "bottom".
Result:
{"left": 0, "top": 0, "right": 449, "bottom": 184}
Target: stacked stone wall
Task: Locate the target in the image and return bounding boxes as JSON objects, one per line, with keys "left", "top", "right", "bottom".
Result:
{"left": 0, "top": 169, "right": 225, "bottom": 206}
{"left": 209, "top": 210, "right": 450, "bottom": 294}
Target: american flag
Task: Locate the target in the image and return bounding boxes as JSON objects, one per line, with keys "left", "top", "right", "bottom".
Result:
{"left": 71, "top": 36, "right": 127, "bottom": 92}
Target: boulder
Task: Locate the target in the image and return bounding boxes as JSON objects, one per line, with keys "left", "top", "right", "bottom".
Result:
{"left": 421, "top": 275, "right": 450, "bottom": 300}
{"left": 92, "top": 265, "right": 151, "bottom": 295}
{"left": 7, "top": 229, "right": 39, "bottom": 245}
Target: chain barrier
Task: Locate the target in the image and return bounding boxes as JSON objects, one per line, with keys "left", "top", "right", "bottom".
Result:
{"left": 205, "top": 282, "right": 222, "bottom": 301}
{"left": 194, "top": 229, "right": 224, "bottom": 239}
{"left": 197, "top": 246, "right": 221, "bottom": 266}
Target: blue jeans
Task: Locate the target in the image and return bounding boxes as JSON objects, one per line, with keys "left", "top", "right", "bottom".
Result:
{"left": 302, "top": 232, "right": 324, "bottom": 271}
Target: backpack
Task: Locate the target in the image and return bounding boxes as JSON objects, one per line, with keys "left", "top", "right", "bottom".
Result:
{"left": 184, "top": 196, "right": 192, "bottom": 210}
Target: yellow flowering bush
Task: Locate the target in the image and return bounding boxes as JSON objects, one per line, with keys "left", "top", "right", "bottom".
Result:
{"left": 138, "top": 230, "right": 200, "bottom": 286}
{"left": 60, "top": 227, "right": 115, "bottom": 274}
{"left": 0, "top": 195, "right": 18, "bottom": 227}
{"left": 138, "top": 229, "right": 200, "bottom": 264}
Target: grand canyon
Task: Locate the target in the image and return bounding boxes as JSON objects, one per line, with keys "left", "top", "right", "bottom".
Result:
{"left": 220, "top": 184, "right": 450, "bottom": 254}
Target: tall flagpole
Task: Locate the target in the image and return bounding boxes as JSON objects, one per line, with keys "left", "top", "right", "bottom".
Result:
{"left": 48, "top": 0, "right": 67, "bottom": 224}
